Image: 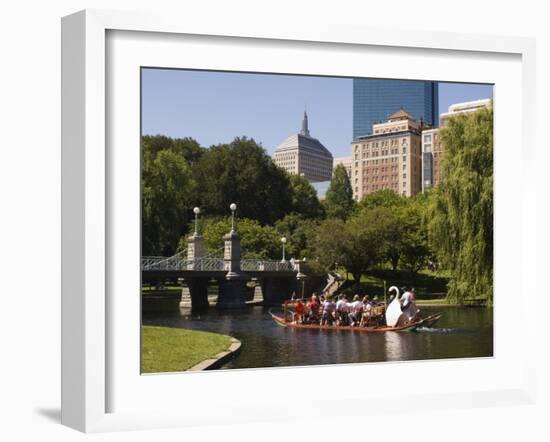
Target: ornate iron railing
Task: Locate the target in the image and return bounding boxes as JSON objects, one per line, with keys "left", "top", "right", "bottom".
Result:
{"left": 240, "top": 259, "right": 294, "bottom": 272}
{"left": 141, "top": 248, "right": 224, "bottom": 271}
{"left": 142, "top": 252, "right": 296, "bottom": 273}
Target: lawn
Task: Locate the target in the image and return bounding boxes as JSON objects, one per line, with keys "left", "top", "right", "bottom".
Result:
{"left": 141, "top": 326, "right": 234, "bottom": 373}
{"left": 343, "top": 269, "right": 450, "bottom": 300}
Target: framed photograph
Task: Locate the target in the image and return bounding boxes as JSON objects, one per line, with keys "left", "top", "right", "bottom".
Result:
{"left": 62, "top": 9, "right": 537, "bottom": 433}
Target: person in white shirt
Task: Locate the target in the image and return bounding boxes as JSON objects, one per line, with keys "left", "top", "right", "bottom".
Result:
{"left": 335, "top": 294, "right": 348, "bottom": 325}
{"left": 399, "top": 286, "right": 419, "bottom": 325}
{"left": 321, "top": 296, "right": 336, "bottom": 325}
{"left": 349, "top": 294, "right": 363, "bottom": 326}
{"left": 360, "top": 295, "right": 373, "bottom": 326}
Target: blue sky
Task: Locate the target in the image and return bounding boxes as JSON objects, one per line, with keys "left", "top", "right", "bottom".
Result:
{"left": 142, "top": 69, "right": 492, "bottom": 158}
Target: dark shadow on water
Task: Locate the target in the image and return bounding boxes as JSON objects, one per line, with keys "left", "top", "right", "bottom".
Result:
{"left": 35, "top": 407, "right": 61, "bottom": 423}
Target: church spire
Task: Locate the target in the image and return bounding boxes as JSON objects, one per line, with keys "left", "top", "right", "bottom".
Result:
{"left": 300, "top": 110, "right": 310, "bottom": 137}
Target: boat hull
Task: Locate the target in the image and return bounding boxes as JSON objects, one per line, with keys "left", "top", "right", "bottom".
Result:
{"left": 270, "top": 312, "right": 442, "bottom": 333}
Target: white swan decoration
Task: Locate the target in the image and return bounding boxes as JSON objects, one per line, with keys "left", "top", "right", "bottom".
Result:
{"left": 385, "top": 286, "right": 403, "bottom": 327}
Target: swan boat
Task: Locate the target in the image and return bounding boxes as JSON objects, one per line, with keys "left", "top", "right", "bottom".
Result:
{"left": 269, "top": 310, "right": 442, "bottom": 333}
{"left": 269, "top": 286, "right": 442, "bottom": 333}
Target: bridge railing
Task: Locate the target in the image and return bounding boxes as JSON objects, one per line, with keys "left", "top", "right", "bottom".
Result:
{"left": 240, "top": 259, "right": 294, "bottom": 272}
{"left": 142, "top": 247, "right": 226, "bottom": 271}
{"left": 194, "top": 257, "right": 225, "bottom": 271}
{"left": 142, "top": 255, "right": 296, "bottom": 272}
{"left": 141, "top": 256, "right": 166, "bottom": 269}
{"left": 141, "top": 254, "right": 188, "bottom": 271}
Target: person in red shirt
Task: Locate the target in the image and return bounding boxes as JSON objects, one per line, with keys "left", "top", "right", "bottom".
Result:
{"left": 308, "top": 294, "right": 320, "bottom": 323}
{"left": 294, "top": 300, "right": 304, "bottom": 324}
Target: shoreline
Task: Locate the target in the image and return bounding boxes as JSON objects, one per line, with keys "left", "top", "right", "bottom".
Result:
{"left": 188, "top": 337, "right": 242, "bottom": 371}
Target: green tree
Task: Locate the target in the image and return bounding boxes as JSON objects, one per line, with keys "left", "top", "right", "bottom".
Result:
{"left": 323, "top": 164, "right": 355, "bottom": 220}
{"left": 180, "top": 217, "right": 281, "bottom": 259}
{"left": 355, "top": 190, "right": 407, "bottom": 270}
{"left": 398, "top": 200, "right": 431, "bottom": 273}
{"left": 142, "top": 150, "right": 197, "bottom": 256}
{"left": 194, "top": 137, "right": 292, "bottom": 225}
{"left": 274, "top": 213, "right": 319, "bottom": 259}
{"left": 352, "top": 192, "right": 433, "bottom": 273}
{"left": 307, "top": 218, "right": 348, "bottom": 274}
{"left": 428, "top": 107, "right": 493, "bottom": 305}
{"left": 379, "top": 207, "right": 404, "bottom": 271}
{"left": 308, "top": 213, "right": 385, "bottom": 284}
{"left": 288, "top": 174, "right": 325, "bottom": 219}
{"left": 358, "top": 188, "right": 407, "bottom": 210}
{"left": 142, "top": 135, "right": 205, "bottom": 166}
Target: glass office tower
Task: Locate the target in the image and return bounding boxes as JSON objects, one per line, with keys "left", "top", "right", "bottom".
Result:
{"left": 353, "top": 79, "right": 439, "bottom": 138}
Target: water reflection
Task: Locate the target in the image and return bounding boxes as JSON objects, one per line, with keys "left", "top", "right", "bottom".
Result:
{"left": 143, "top": 297, "right": 493, "bottom": 369}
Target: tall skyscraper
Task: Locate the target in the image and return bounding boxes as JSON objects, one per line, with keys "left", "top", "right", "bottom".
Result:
{"left": 353, "top": 79, "right": 439, "bottom": 138}
{"left": 273, "top": 112, "right": 333, "bottom": 182}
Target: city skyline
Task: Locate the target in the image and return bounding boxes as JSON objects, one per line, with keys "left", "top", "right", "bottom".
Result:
{"left": 141, "top": 68, "right": 493, "bottom": 158}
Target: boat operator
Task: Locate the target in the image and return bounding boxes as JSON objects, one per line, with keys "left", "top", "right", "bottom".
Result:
{"left": 400, "top": 286, "right": 419, "bottom": 324}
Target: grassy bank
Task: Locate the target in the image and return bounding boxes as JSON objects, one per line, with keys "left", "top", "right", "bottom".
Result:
{"left": 141, "top": 326, "right": 234, "bottom": 373}
{"left": 343, "top": 269, "right": 450, "bottom": 301}
{"left": 416, "top": 298, "right": 452, "bottom": 306}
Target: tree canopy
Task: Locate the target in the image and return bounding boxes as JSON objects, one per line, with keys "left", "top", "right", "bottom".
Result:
{"left": 142, "top": 135, "right": 205, "bottom": 166}
{"left": 142, "top": 149, "right": 197, "bottom": 256}
{"left": 308, "top": 211, "right": 387, "bottom": 284}
{"left": 358, "top": 188, "right": 407, "bottom": 211}
{"left": 193, "top": 137, "right": 293, "bottom": 225}
{"left": 288, "top": 174, "right": 325, "bottom": 219}
{"left": 180, "top": 217, "right": 281, "bottom": 260}
{"left": 274, "top": 213, "right": 319, "bottom": 260}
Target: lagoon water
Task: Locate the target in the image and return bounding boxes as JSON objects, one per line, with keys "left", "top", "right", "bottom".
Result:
{"left": 142, "top": 295, "right": 493, "bottom": 369}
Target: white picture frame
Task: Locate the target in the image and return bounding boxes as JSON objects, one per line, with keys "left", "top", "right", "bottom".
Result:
{"left": 61, "top": 9, "right": 538, "bottom": 433}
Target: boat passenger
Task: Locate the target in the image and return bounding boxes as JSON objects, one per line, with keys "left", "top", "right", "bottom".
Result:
{"left": 335, "top": 294, "right": 347, "bottom": 325}
{"left": 349, "top": 294, "right": 363, "bottom": 326}
{"left": 360, "top": 295, "right": 373, "bottom": 326}
{"left": 339, "top": 294, "right": 351, "bottom": 325}
{"left": 294, "top": 299, "right": 304, "bottom": 324}
{"left": 307, "top": 294, "right": 320, "bottom": 323}
{"left": 321, "top": 296, "right": 336, "bottom": 325}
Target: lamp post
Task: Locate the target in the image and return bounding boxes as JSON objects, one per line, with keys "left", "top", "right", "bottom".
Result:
{"left": 193, "top": 206, "right": 200, "bottom": 235}
{"left": 229, "top": 203, "right": 237, "bottom": 232}
{"left": 280, "top": 237, "right": 287, "bottom": 263}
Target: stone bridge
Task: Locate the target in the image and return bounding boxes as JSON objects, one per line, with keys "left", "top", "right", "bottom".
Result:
{"left": 142, "top": 226, "right": 308, "bottom": 311}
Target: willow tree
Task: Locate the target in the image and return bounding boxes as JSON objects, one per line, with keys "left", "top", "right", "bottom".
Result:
{"left": 428, "top": 106, "right": 493, "bottom": 305}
